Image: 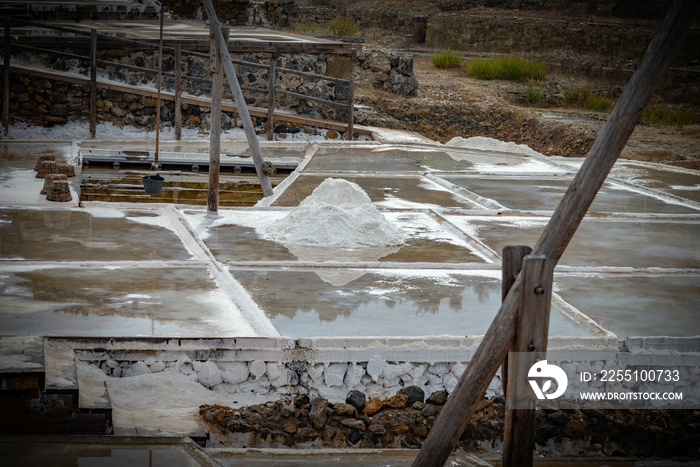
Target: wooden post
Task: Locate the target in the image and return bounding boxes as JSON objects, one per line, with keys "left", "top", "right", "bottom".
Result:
{"left": 154, "top": 7, "right": 164, "bottom": 165}
{"left": 500, "top": 245, "right": 532, "bottom": 397}
{"left": 267, "top": 56, "right": 276, "bottom": 141}
{"left": 346, "top": 74, "right": 354, "bottom": 141}
{"left": 208, "top": 26, "right": 228, "bottom": 214}
{"left": 174, "top": 44, "right": 182, "bottom": 141}
{"left": 202, "top": 0, "right": 273, "bottom": 197}
{"left": 412, "top": 2, "right": 699, "bottom": 466}
{"left": 502, "top": 255, "right": 554, "bottom": 467}
{"left": 89, "top": 28, "right": 97, "bottom": 139}
{"left": 3, "top": 17, "right": 10, "bottom": 137}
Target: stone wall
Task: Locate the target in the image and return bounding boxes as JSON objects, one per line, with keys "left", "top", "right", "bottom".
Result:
{"left": 5, "top": 48, "right": 351, "bottom": 133}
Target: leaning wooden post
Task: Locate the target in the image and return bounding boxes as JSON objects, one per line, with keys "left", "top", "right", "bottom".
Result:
{"left": 174, "top": 44, "right": 182, "bottom": 141}
{"left": 346, "top": 74, "right": 354, "bottom": 141}
{"left": 202, "top": 0, "right": 273, "bottom": 197}
{"left": 89, "top": 28, "right": 97, "bottom": 139}
{"left": 267, "top": 55, "right": 276, "bottom": 141}
{"left": 208, "top": 26, "right": 228, "bottom": 214}
{"left": 500, "top": 245, "right": 532, "bottom": 396}
{"left": 3, "top": 17, "right": 10, "bottom": 137}
{"left": 412, "top": 2, "right": 699, "bottom": 466}
{"left": 502, "top": 255, "right": 554, "bottom": 467}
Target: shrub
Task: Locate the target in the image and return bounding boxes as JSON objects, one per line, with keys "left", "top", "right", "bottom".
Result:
{"left": 431, "top": 50, "right": 463, "bottom": 69}
{"left": 641, "top": 105, "right": 700, "bottom": 126}
{"left": 327, "top": 14, "right": 360, "bottom": 37}
{"left": 462, "top": 54, "right": 548, "bottom": 80}
{"left": 563, "top": 88, "right": 613, "bottom": 111}
{"left": 292, "top": 21, "right": 324, "bottom": 35}
{"left": 525, "top": 80, "right": 545, "bottom": 104}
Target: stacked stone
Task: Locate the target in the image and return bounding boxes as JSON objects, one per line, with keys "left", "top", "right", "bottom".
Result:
{"left": 40, "top": 173, "right": 67, "bottom": 195}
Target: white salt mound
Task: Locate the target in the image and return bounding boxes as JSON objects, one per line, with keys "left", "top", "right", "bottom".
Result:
{"left": 265, "top": 178, "right": 405, "bottom": 248}
{"left": 445, "top": 136, "right": 543, "bottom": 157}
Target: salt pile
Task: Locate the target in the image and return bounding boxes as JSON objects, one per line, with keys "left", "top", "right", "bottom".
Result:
{"left": 265, "top": 178, "right": 405, "bottom": 249}
{"left": 445, "top": 136, "right": 544, "bottom": 157}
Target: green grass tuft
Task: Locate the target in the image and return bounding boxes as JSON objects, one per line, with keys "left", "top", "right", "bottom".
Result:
{"left": 525, "top": 80, "right": 545, "bottom": 104}
{"left": 292, "top": 21, "right": 324, "bottom": 35}
{"left": 641, "top": 105, "right": 700, "bottom": 126}
{"left": 327, "top": 14, "right": 360, "bottom": 37}
{"left": 431, "top": 50, "right": 463, "bottom": 69}
{"left": 563, "top": 88, "right": 613, "bottom": 111}
{"left": 462, "top": 54, "right": 548, "bottom": 80}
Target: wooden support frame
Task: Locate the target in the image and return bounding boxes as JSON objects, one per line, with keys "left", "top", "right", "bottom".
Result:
{"left": 203, "top": 0, "right": 273, "bottom": 197}
{"left": 174, "top": 44, "right": 182, "bottom": 141}
{"left": 267, "top": 56, "right": 276, "bottom": 141}
{"left": 3, "top": 17, "right": 10, "bottom": 136}
{"left": 346, "top": 74, "right": 354, "bottom": 140}
{"left": 208, "top": 26, "right": 228, "bottom": 214}
{"left": 412, "top": 1, "right": 700, "bottom": 466}
{"left": 89, "top": 29, "right": 97, "bottom": 139}
{"left": 500, "top": 245, "right": 532, "bottom": 397}
{"left": 503, "top": 255, "right": 554, "bottom": 467}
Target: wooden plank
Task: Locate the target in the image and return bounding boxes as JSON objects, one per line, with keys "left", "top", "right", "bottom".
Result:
{"left": 346, "top": 75, "right": 354, "bottom": 140}
{"left": 89, "top": 29, "right": 97, "bottom": 139}
{"left": 154, "top": 9, "right": 163, "bottom": 165}
{"left": 3, "top": 17, "right": 10, "bottom": 136}
{"left": 411, "top": 2, "right": 700, "bottom": 466}
{"left": 208, "top": 26, "right": 227, "bottom": 214}
{"left": 202, "top": 0, "right": 273, "bottom": 197}
{"left": 267, "top": 57, "right": 276, "bottom": 141}
{"left": 174, "top": 44, "right": 182, "bottom": 141}
{"left": 502, "top": 255, "right": 554, "bottom": 467}
{"left": 500, "top": 245, "right": 532, "bottom": 397}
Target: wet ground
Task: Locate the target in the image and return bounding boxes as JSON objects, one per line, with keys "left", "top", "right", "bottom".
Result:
{"left": 1, "top": 140, "right": 699, "bottom": 340}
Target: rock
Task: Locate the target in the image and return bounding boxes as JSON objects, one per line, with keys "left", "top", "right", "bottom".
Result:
{"left": 324, "top": 363, "right": 348, "bottom": 387}
{"left": 548, "top": 411, "right": 570, "bottom": 426}
{"left": 341, "top": 418, "right": 365, "bottom": 430}
{"left": 346, "top": 390, "right": 367, "bottom": 412}
{"left": 347, "top": 429, "right": 364, "bottom": 445}
{"left": 309, "top": 398, "right": 328, "bottom": 429}
{"left": 283, "top": 423, "right": 297, "bottom": 434}
{"left": 332, "top": 402, "right": 357, "bottom": 417}
{"left": 249, "top": 359, "right": 267, "bottom": 378}
{"left": 122, "top": 361, "right": 150, "bottom": 377}
{"left": 427, "top": 390, "right": 448, "bottom": 406}
{"left": 383, "top": 394, "right": 408, "bottom": 409}
{"left": 412, "top": 401, "right": 426, "bottom": 410}
{"left": 390, "top": 424, "right": 410, "bottom": 434}
{"left": 421, "top": 404, "right": 439, "bottom": 417}
{"left": 294, "top": 427, "right": 318, "bottom": 443}
{"left": 219, "top": 362, "right": 249, "bottom": 385}
{"left": 324, "top": 129, "right": 340, "bottom": 140}
{"left": 414, "top": 425, "right": 429, "bottom": 439}
{"left": 344, "top": 363, "right": 365, "bottom": 389}
{"left": 185, "top": 115, "right": 200, "bottom": 127}
{"left": 363, "top": 399, "right": 383, "bottom": 416}
{"left": 399, "top": 386, "right": 425, "bottom": 406}
{"left": 193, "top": 360, "right": 223, "bottom": 388}
{"left": 476, "top": 399, "right": 493, "bottom": 413}
{"left": 368, "top": 423, "right": 387, "bottom": 435}
{"left": 110, "top": 107, "right": 127, "bottom": 117}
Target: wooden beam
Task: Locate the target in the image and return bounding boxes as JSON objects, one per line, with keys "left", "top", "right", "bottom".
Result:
{"left": 3, "top": 17, "right": 10, "bottom": 136}
{"left": 202, "top": 0, "right": 273, "bottom": 197}
{"left": 154, "top": 8, "right": 163, "bottom": 165}
{"left": 411, "top": 1, "right": 700, "bottom": 466}
{"left": 502, "top": 255, "right": 554, "bottom": 467}
{"left": 500, "top": 245, "right": 532, "bottom": 397}
{"left": 174, "top": 44, "right": 182, "bottom": 141}
{"left": 267, "top": 56, "right": 276, "bottom": 141}
{"left": 89, "top": 29, "right": 97, "bottom": 139}
{"left": 346, "top": 75, "right": 354, "bottom": 141}
{"left": 208, "top": 26, "right": 228, "bottom": 214}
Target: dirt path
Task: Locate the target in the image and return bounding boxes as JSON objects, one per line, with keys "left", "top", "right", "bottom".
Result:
{"left": 355, "top": 46, "right": 700, "bottom": 169}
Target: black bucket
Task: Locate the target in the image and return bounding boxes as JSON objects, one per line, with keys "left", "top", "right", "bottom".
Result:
{"left": 142, "top": 174, "right": 165, "bottom": 194}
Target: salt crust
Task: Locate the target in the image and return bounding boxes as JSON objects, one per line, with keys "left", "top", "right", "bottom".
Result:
{"left": 445, "top": 135, "right": 543, "bottom": 157}
{"left": 265, "top": 178, "right": 405, "bottom": 249}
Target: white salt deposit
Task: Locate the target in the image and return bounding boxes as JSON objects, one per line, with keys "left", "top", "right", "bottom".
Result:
{"left": 265, "top": 178, "right": 406, "bottom": 249}
{"left": 445, "top": 136, "right": 544, "bottom": 157}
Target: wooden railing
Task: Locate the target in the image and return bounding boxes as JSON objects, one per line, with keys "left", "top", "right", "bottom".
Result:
{"left": 0, "top": 15, "right": 355, "bottom": 140}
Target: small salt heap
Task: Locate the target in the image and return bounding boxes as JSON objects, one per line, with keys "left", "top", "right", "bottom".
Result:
{"left": 266, "top": 178, "right": 405, "bottom": 249}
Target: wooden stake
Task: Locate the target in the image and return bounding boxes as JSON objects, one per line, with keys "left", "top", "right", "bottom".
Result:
{"left": 174, "top": 44, "right": 182, "bottom": 141}
{"left": 3, "top": 17, "right": 10, "bottom": 137}
{"left": 412, "top": 2, "right": 699, "bottom": 466}
{"left": 500, "top": 245, "right": 532, "bottom": 397}
{"left": 89, "top": 28, "right": 97, "bottom": 139}
{"left": 208, "top": 26, "right": 228, "bottom": 214}
{"left": 502, "top": 255, "right": 554, "bottom": 467}
{"left": 202, "top": 0, "right": 273, "bottom": 197}
{"left": 346, "top": 74, "right": 354, "bottom": 141}
{"left": 267, "top": 56, "right": 276, "bottom": 141}
{"left": 154, "top": 7, "right": 164, "bottom": 165}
